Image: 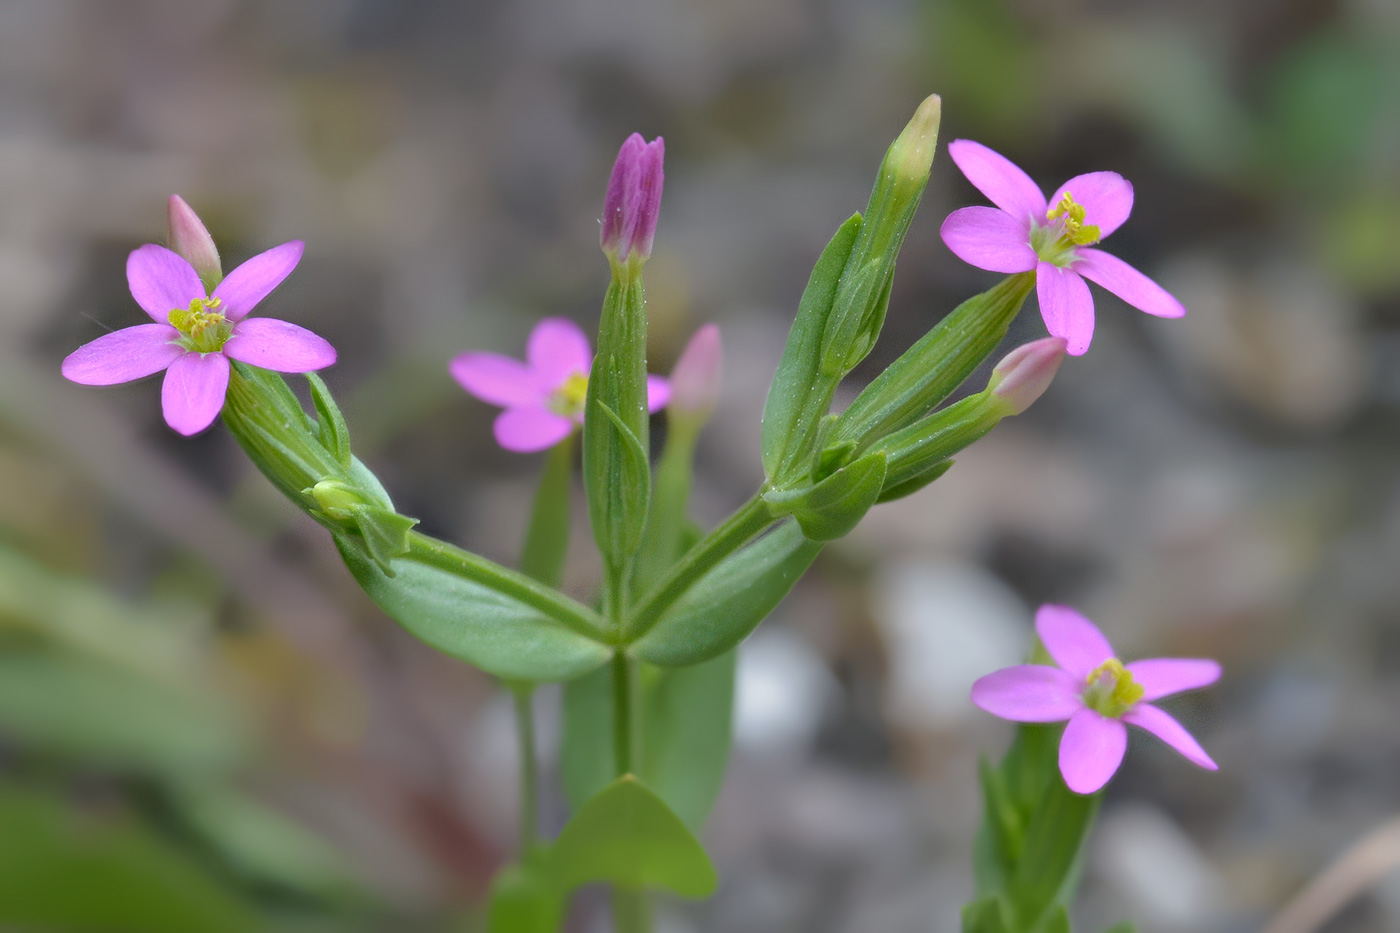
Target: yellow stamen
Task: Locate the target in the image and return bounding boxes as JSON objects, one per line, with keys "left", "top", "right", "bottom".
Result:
{"left": 1046, "top": 191, "right": 1102, "bottom": 247}
{"left": 168, "top": 296, "right": 230, "bottom": 353}
{"left": 550, "top": 371, "right": 589, "bottom": 417}
{"left": 1082, "top": 657, "right": 1144, "bottom": 718}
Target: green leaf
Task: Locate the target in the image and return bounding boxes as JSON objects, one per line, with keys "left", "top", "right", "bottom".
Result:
{"left": 632, "top": 521, "right": 822, "bottom": 667}
{"left": 826, "top": 272, "right": 1034, "bottom": 457}
{"left": 761, "top": 214, "right": 862, "bottom": 484}
{"left": 963, "top": 895, "right": 1012, "bottom": 933}
{"left": 764, "top": 450, "right": 887, "bottom": 541}
{"left": 1039, "top": 905, "right": 1072, "bottom": 933}
{"left": 0, "top": 786, "right": 258, "bottom": 932}
{"left": 351, "top": 506, "right": 420, "bottom": 575}
{"left": 552, "top": 775, "right": 716, "bottom": 898}
{"left": 869, "top": 393, "right": 1003, "bottom": 492}
{"left": 1008, "top": 781, "right": 1097, "bottom": 930}
{"left": 0, "top": 654, "right": 245, "bottom": 776}
{"left": 562, "top": 652, "right": 737, "bottom": 835}
{"left": 875, "top": 458, "right": 953, "bottom": 504}
{"left": 638, "top": 650, "right": 737, "bottom": 833}
{"left": 306, "top": 372, "right": 351, "bottom": 470}
{"left": 334, "top": 535, "right": 610, "bottom": 682}
{"left": 583, "top": 396, "right": 652, "bottom": 575}
{"left": 488, "top": 857, "right": 564, "bottom": 933}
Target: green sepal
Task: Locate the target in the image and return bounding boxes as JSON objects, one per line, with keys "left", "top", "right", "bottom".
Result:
{"left": 551, "top": 775, "right": 717, "bottom": 898}
{"left": 764, "top": 450, "right": 887, "bottom": 541}
{"left": 333, "top": 534, "right": 610, "bottom": 682}
{"left": 563, "top": 651, "right": 736, "bottom": 834}
{"left": 825, "top": 272, "right": 1034, "bottom": 461}
{"left": 584, "top": 276, "right": 652, "bottom": 581}
{"left": 351, "top": 506, "right": 419, "bottom": 575}
{"left": 306, "top": 372, "right": 351, "bottom": 469}
{"left": 869, "top": 393, "right": 1005, "bottom": 491}
{"left": 818, "top": 257, "right": 888, "bottom": 375}
{"left": 761, "top": 214, "right": 862, "bottom": 485}
{"left": 875, "top": 458, "right": 953, "bottom": 504}
{"left": 632, "top": 521, "right": 822, "bottom": 666}
{"left": 487, "top": 852, "right": 564, "bottom": 933}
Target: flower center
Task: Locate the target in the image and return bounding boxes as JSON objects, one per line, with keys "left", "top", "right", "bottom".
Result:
{"left": 1081, "top": 658, "right": 1144, "bottom": 718}
{"left": 168, "top": 296, "right": 231, "bottom": 354}
{"left": 1032, "top": 191, "right": 1102, "bottom": 267}
{"left": 549, "top": 371, "right": 589, "bottom": 417}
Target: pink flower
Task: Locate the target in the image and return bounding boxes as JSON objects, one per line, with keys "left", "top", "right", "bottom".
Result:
{"left": 450, "top": 317, "right": 671, "bottom": 453}
{"left": 62, "top": 240, "right": 335, "bottom": 436}
{"left": 971, "top": 605, "right": 1220, "bottom": 795}
{"left": 940, "top": 140, "right": 1186, "bottom": 356}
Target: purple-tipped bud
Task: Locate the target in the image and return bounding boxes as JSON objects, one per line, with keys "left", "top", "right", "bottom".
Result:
{"left": 600, "top": 133, "right": 665, "bottom": 266}
{"left": 988, "top": 337, "right": 1067, "bottom": 415}
{"left": 167, "top": 195, "right": 222, "bottom": 290}
{"left": 669, "top": 323, "right": 723, "bottom": 418}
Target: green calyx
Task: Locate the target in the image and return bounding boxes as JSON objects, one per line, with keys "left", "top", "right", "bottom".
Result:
{"left": 168, "top": 296, "right": 232, "bottom": 353}
{"left": 1081, "top": 658, "right": 1144, "bottom": 718}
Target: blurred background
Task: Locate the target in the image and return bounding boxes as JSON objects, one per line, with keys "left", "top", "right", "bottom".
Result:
{"left": 3, "top": 0, "right": 1399, "bottom": 929}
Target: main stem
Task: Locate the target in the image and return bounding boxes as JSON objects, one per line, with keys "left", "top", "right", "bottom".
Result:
{"left": 512, "top": 685, "right": 538, "bottom": 848}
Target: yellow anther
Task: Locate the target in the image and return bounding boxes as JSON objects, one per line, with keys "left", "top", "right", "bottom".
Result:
{"left": 168, "top": 296, "right": 230, "bottom": 353}
{"left": 550, "top": 371, "right": 590, "bottom": 417}
{"left": 1082, "top": 657, "right": 1144, "bottom": 717}
{"left": 1046, "top": 191, "right": 1101, "bottom": 247}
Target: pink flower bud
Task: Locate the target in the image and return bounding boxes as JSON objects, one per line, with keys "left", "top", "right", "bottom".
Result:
{"left": 669, "top": 323, "right": 722, "bottom": 417}
{"left": 600, "top": 133, "right": 665, "bottom": 264}
{"left": 988, "top": 337, "right": 1067, "bottom": 415}
{"left": 166, "top": 195, "right": 222, "bottom": 289}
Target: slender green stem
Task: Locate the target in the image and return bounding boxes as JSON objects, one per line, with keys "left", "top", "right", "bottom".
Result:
{"left": 623, "top": 494, "right": 775, "bottom": 642}
{"left": 512, "top": 685, "right": 538, "bottom": 848}
{"left": 611, "top": 887, "right": 653, "bottom": 933}
{"left": 611, "top": 651, "right": 635, "bottom": 775}
{"left": 405, "top": 532, "right": 608, "bottom": 643}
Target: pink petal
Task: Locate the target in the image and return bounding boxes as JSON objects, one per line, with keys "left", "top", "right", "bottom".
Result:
{"left": 1126, "top": 658, "right": 1222, "bottom": 702}
{"left": 947, "top": 139, "right": 1047, "bottom": 223}
{"left": 127, "top": 245, "right": 206, "bottom": 324}
{"left": 61, "top": 323, "right": 183, "bottom": 385}
{"left": 1058, "top": 708, "right": 1128, "bottom": 794}
{"left": 646, "top": 374, "right": 671, "bottom": 412}
{"left": 212, "top": 241, "right": 304, "bottom": 321}
{"left": 1048, "top": 172, "right": 1133, "bottom": 240}
{"left": 449, "top": 352, "right": 543, "bottom": 408}
{"left": 494, "top": 406, "right": 576, "bottom": 453}
{"left": 160, "top": 351, "right": 230, "bottom": 436}
{"left": 1123, "top": 703, "right": 1217, "bottom": 770}
{"left": 1072, "top": 249, "right": 1186, "bottom": 319}
{"left": 971, "top": 665, "right": 1083, "bottom": 722}
{"left": 1035, "top": 604, "right": 1114, "bottom": 679}
{"left": 224, "top": 317, "right": 336, "bottom": 373}
{"left": 527, "top": 317, "right": 593, "bottom": 388}
{"left": 1035, "top": 262, "right": 1094, "bottom": 356}
{"left": 940, "top": 207, "right": 1038, "bottom": 273}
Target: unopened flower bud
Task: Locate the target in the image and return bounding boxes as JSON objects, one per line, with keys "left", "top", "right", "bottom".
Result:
{"left": 600, "top": 133, "right": 665, "bottom": 268}
{"left": 988, "top": 337, "right": 1067, "bottom": 415}
{"left": 884, "top": 94, "right": 941, "bottom": 187}
{"left": 669, "top": 323, "right": 722, "bottom": 418}
{"left": 166, "top": 195, "right": 222, "bottom": 291}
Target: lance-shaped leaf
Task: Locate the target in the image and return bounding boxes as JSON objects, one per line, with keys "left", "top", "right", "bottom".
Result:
{"left": 763, "top": 450, "right": 887, "bottom": 541}
{"left": 488, "top": 856, "right": 564, "bottom": 933}
{"left": 632, "top": 521, "right": 822, "bottom": 666}
{"left": 306, "top": 372, "right": 351, "bottom": 469}
{"left": 552, "top": 775, "right": 716, "bottom": 898}
{"left": 335, "top": 535, "right": 610, "bottom": 682}
{"left": 875, "top": 458, "right": 954, "bottom": 504}
{"left": 761, "top": 214, "right": 861, "bottom": 484}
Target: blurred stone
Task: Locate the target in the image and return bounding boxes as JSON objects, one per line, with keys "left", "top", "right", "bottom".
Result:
{"left": 872, "top": 558, "right": 1028, "bottom": 730}
{"left": 1093, "top": 804, "right": 1222, "bottom": 931}
{"left": 734, "top": 628, "right": 838, "bottom": 760}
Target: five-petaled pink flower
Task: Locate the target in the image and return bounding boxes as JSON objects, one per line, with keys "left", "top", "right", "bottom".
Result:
{"left": 450, "top": 317, "right": 670, "bottom": 453}
{"left": 940, "top": 140, "right": 1186, "bottom": 356}
{"left": 62, "top": 240, "right": 335, "bottom": 436}
{"left": 971, "top": 605, "right": 1219, "bottom": 795}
